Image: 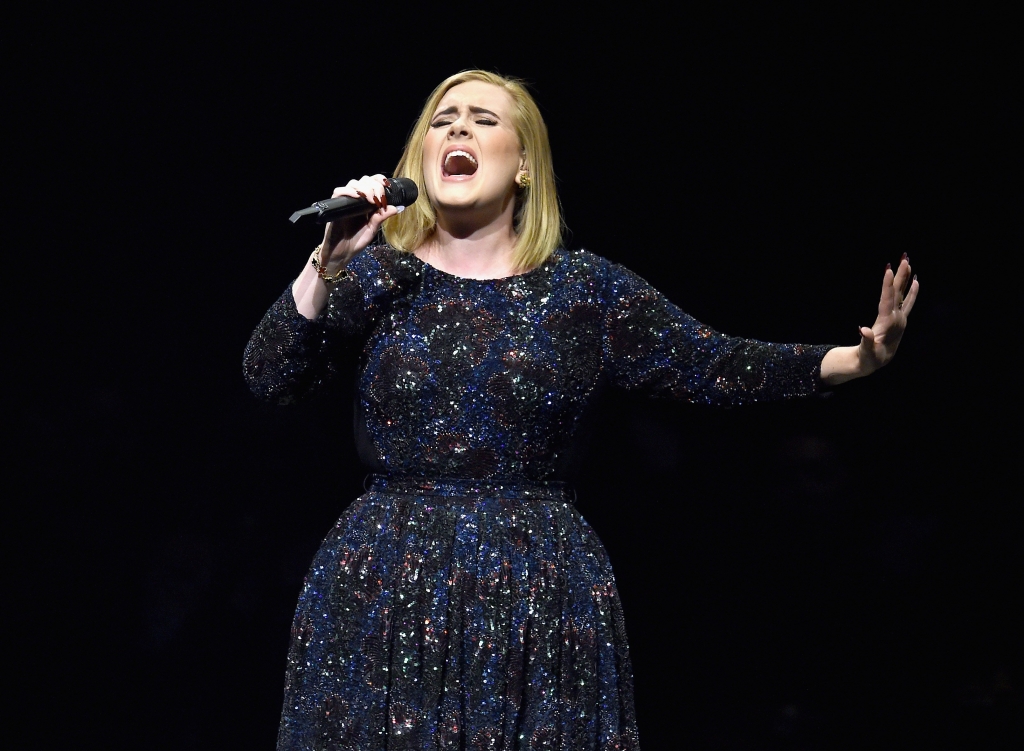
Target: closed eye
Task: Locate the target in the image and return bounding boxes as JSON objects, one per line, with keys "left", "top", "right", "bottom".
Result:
{"left": 431, "top": 118, "right": 497, "bottom": 128}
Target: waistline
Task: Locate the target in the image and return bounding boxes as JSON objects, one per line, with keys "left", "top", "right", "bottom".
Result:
{"left": 365, "top": 474, "right": 576, "bottom": 503}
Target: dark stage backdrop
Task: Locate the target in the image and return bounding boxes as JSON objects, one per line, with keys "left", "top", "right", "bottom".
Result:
{"left": 16, "top": 7, "right": 1019, "bottom": 750}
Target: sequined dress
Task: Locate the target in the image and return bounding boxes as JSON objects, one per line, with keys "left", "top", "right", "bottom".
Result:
{"left": 244, "top": 245, "right": 833, "bottom": 751}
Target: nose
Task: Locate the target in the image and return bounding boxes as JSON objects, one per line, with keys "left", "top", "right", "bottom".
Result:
{"left": 447, "top": 116, "right": 470, "bottom": 139}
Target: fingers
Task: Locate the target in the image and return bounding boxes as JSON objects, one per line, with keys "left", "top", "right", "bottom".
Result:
{"left": 359, "top": 174, "right": 398, "bottom": 221}
{"left": 324, "top": 174, "right": 393, "bottom": 229}
{"left": 327, "top": 175, "right": 390, "bottom": 221}
{"left": 332, "top": 174, "right": 390, "bottom": 205}
{"left": 878, "top": 263, "right": 896, "bottom": 317}
{"left": 892, "top": 254, "right": 912, "bottom": 307}
{"left": 365, "top": 203, "right": 401, "bottom": 229}
{"left": 901, "top": 275, "right": 920, "bottom": 315}
{"left": 878, "top": 254, "right": 916, "bottom": 316}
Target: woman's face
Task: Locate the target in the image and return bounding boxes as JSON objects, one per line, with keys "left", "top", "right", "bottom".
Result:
{"left": 422, "top": 81, "right": 524, "bottom": 221}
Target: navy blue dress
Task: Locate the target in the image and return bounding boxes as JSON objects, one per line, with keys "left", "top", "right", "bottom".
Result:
{"left": 244, "top": 245, "right": 833, "bottom": 750}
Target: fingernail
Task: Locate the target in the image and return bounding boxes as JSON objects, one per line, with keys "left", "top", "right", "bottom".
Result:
{"left": 886, "top": 263, "right": 891, "bottom": 270}
{"left": 913, "top": 274, "right": 918, "bottom": 282}
{"left": 395, "top": 205, "right": 406, "bottom": 213}
{"left": 902, "top": 252, "right": 908, "bottom": 261}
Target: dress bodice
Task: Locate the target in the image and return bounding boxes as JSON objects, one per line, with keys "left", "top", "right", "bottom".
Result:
{"left": 244, "top": 245, "right": 832, "bottom": 480}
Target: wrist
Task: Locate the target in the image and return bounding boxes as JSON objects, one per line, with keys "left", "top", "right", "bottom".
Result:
{"left": 310, "top": 244, "right": 353, "bottom": 284}
{"left": 854, "top": 343, "right": 880, "bottom": 378}
{"left": 820, "top": 345, "right": 871, "bottom": 386}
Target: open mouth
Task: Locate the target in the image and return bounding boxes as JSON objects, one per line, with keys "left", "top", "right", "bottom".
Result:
{"left": 443, "top": 149, "right": 478, "bottom": 177}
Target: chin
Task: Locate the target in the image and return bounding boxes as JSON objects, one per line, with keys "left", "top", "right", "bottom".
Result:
{"left": 433, "top": 189, "right": 479, "bottom": 210}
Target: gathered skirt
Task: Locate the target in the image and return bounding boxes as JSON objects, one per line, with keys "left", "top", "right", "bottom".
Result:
{"left": 277, "top": 476, "right": 640, "bottom": 751}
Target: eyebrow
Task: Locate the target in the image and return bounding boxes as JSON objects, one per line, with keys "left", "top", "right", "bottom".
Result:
{"left": 432, "top": 106, "right": 501, "bottom": 119}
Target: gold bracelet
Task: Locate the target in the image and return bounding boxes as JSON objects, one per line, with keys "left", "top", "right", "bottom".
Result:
{"left": 310, "top": 243, "right": 352, "bottom": 283}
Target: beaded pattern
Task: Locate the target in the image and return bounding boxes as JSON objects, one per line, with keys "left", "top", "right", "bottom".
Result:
{"left": 244, "top": 245, "right": 833, "bottom": 750}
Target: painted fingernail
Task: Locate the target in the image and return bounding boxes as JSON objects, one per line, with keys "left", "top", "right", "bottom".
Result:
{"left": 902, "top": 252, "right": 908, "bottom": 261}
{"left": 886, "top": 263, "right": 891, "bottom": 270}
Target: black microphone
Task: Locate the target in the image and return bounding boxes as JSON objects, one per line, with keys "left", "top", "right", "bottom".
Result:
{"left": 289, "top": 178, "right": 419, "bottom": 224}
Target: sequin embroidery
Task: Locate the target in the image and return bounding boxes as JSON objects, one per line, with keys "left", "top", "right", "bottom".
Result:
{"left": 244, "top": 245, "right": 833, "bottom": 750}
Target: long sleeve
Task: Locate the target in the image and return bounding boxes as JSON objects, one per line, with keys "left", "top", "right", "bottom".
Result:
{"left": 601, "top": 261, "right": 835, "bottom": 406}
{"left": 242, "top": 245, "right": 422, "bottom": 404}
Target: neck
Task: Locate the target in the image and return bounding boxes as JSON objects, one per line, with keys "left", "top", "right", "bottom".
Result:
{"left": 418, "top": 208, "right": 520, "bottom": 280}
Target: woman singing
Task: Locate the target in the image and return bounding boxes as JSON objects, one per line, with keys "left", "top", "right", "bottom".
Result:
{"left": 244, "top": 69, "right": 918, "bottom": 750}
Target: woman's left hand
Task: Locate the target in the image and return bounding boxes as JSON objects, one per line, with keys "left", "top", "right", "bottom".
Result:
{"left": 819, "top": 255, "right": 920, "bottom": 385}
{"left": 856, "top": 254, "right": 919, "bottom": 374}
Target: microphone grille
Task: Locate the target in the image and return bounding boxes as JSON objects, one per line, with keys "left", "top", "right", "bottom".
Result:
{"left": 387, "top": 177, "right": 419, "bottom": 207}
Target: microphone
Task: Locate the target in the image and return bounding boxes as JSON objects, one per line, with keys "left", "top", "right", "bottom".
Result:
{"left": 289, "top": 178, "right": 419, "bottom": 224}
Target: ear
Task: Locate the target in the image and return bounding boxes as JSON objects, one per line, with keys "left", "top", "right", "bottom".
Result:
{"left": 515, "top": 154, "right": 529, "bottom": 187}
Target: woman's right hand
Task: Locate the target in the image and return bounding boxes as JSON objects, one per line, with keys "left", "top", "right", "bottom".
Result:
{"left": 318, "top": 174, "right": 402, "bottom": 272}
{"left": 292, "top": 175, "right": 400, "bottom": 320}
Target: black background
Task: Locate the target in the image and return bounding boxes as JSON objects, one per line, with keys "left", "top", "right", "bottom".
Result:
{"left": 15, "top": 6, "right": 1020, "bottom": 750}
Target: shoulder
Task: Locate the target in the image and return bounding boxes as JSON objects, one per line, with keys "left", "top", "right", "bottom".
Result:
{"left": 347, "top": 243, "right": 425, "bottom": 286}
{"left": 549, "top": 248, "right": 651, "bottom": 294}
{"left": 351, "top": 243, "right": 421, "bottom": 271}
{"left": 548, "top": 248, "right": 616, "bottom": 281}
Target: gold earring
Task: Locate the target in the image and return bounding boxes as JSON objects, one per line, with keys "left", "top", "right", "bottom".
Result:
{"left": 519, "top": 172, "right": 531, "bottom": 189}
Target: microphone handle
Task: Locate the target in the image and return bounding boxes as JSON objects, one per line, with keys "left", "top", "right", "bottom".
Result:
{"left": 315, "top": 195, "right": 380, "bottom": 224}
{"left": 289, "top": 195, "right": 378, "bottom": 225}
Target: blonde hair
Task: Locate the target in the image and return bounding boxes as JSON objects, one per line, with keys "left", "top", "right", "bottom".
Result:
{"left": 383, "top": 70, "right": 563, "bottom": 271}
